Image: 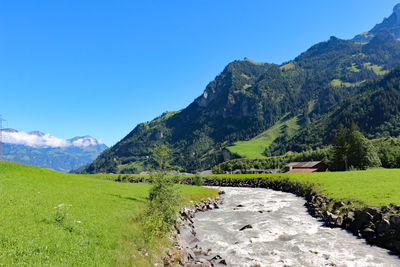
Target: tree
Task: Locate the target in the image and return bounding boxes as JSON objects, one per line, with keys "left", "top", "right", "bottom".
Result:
{"left": 142, "top": 144, "right": 181, "bottom": 238}
{"left": 152, "top": 144, "right": 169, "bottom": 170}
{"left": 331, "top": 124, "right": 348, "bottom": 171}
{"left": 347, "top": 124, "right": 381, "bottom": 169}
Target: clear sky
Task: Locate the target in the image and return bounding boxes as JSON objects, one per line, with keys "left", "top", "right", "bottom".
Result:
{"left": 1, "top": 0, "right": 399, "bottom": 146}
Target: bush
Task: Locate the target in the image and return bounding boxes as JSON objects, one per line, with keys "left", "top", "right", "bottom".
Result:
{"left": 193, "top": 175, "right": 203, "bottom": 186}
{"left": 142, "top": 171, "right": 181, "bottom": 239}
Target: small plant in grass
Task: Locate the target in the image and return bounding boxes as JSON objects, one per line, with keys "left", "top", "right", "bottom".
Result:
{"left": 193, "top": 175, "right": 203, "bottom": 186}
{"left": 53, "top": 203, "right": 79, "bottom": 233}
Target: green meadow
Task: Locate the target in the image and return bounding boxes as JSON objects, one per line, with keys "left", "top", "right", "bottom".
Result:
{"left": 227, "top": 115, "right": 301, "bottom": 158}
{"left": 199, "top": 169, "right": 400, "bottom": 207}
{"left": 0, "top": 161, "right": 217, "bottom": 266}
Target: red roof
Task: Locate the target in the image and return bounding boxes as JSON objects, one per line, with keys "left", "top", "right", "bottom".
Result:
{"left": 287, "top": 168, "right": 318, "bottom": 173}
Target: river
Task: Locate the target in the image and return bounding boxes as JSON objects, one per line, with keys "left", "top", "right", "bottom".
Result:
{"left": 192, "top": 187, "right": 400, "bottom": 267}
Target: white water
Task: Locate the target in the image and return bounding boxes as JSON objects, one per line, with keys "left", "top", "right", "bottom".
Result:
{"left": 193, "top": 187, "right": 400, "bottom": 267}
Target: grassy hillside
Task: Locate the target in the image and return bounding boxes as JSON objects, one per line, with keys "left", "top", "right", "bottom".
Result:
{"left": 227, "top": 115, "right": 301, "bottom": 158}
{"left": 0, "top": 161, "right": 217, "bottom": 266}
{"left": 199, "top": 169, "right": 400, "bottom": 207}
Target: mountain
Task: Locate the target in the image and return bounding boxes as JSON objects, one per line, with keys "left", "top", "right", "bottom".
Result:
{"left": 1, "top": 129, "right": 107, "bottom": 172}
{"left": 82, "top": 4, "right": 400, "bottom": 174}
{"left": 354, "top": 4, "right": 400, "bottom": 42}
{"left": 269, "top": 66, "right": 400, "bottom": 155}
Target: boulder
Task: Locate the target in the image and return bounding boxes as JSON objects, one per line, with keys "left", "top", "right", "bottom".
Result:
{"left": 390, "top": 215, "right": 400, "bottom": 228}
{"left": 350, "top": 210, "right": 373, "bottom": 231}
{"left": 361, "top": 227, "right": 375, "bottom": 241}
{"left": 219, "top": 259, "right": 227, "bottom": 265}
{"left": 376, "top": 219, "right": 391, "bottom": 237}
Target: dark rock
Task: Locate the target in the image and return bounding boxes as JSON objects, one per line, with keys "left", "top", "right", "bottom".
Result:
{"left": 361, "top": 227, "right": 375, "bottom": 241}
{"left": 376, "top": 219, "right": 391, "bottom": 236}
{"left": 382, "top": 205, "right": 393, "bottom": 213}
{"left": 351, "top": 210, "right": 373, "bottom": 231}
{"left": 373, "top": 213, "right": 383, "bottom": 223}
{"left": 236, "top": 204, "right": 244, "bottom": 208}
{"left": 333, "top": 201, "right": 345, "bottom": 210}
{"left": 365, "top": 207, "right": 380, "bottom": 216}
{"left": 211, "top": 255, "right": 222, "bottom": 261}
{"left": 390, "top": 215, "right": 400, "bottom": 227}
{"left": 219, "top": 259, "right": 227, "bottom": 265}
{"left": 239, "top": 224, "right": 253, "bottom": 231}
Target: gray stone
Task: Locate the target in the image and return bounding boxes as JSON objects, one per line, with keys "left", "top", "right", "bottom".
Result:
{"left": 335, "top": 216, "right": 343, "bottom": 227}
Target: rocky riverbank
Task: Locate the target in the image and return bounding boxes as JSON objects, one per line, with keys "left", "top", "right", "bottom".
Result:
{"left": 164, "top": 193, "right": 228, "bottom": 267}
{"left": 179, "top": 177, "right": 400, "bottom": 255}
{"left": 120, "top": 175, "right": 400, "bottom": 258}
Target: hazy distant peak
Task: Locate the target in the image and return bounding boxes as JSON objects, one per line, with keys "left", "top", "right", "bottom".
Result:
{"left": 68, "top": 136, "right": 104, "bottom": 147}
{"left": 1, "top": 128, "right": 18, "bottom": 133}
{"left": 1, "top": 129, "right": 105, "bottom": 148}
{"left": 28, "top": 131, "right": 46, "bottom": 137}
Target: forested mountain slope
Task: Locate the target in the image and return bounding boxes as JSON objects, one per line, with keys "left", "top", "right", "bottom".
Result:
{"left": 270, "top": 66, "right": 400, "bottom": 155}
{"left": 82, "top": 6, "right": 400, "bottom": 173}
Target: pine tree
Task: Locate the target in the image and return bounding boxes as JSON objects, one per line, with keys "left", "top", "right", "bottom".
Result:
{"left": 332, "top": 124, "right": 348, "bottom": 171}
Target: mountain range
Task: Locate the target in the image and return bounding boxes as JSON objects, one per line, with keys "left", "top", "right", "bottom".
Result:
{"left": 82, "top": 4, "right": 400, "bottom": 174}
{"left": 1, "top": 129, "right": 107, "bottom": 172}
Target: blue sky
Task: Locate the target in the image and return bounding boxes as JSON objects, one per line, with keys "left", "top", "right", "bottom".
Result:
{"left": 1, "top": 0, "right": 399, "bottom": 146}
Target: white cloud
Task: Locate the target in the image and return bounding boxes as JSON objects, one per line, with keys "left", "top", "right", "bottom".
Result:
{"left": 1, "top": 130, "right": 102, "bottom": 148}
{"left": 71, "top": 136, "right": 101, "bottom": 147}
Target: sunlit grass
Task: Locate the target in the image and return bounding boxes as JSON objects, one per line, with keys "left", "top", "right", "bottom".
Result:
{"left": 227, "top": 115, "right": 301, "bottom": 158}
{"left": 198, "top": 169, "right": 400, "bottom": 207}
{"left": 0, "top": 161, "right": 217, "bottom": 266}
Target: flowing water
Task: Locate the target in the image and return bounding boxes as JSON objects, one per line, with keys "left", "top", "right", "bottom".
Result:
{"left": 193, "top": 187, "right": 400, "bottom": 267}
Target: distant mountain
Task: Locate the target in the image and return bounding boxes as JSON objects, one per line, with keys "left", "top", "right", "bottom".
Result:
{"left": 1, "top": 129, "right": 107, "bottom": 172}
{"left": 354, "top": 4, "right": 400, "bottom": 42}
{"left": 82, "top": 4, "right": 400, "bottom": 174}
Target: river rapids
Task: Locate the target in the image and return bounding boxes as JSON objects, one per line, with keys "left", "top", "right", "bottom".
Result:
{"left": 192, "top": 187, "right": 400, "bottom": 267}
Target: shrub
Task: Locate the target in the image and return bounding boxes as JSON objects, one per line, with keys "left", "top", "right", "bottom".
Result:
{"left": 143, "top": 171, "right": 181, "bottom": 239}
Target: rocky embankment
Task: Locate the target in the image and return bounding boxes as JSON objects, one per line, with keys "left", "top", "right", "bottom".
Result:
{"left": 164, "top": 193, "right": 227, "bottom": 267}
{"left": 119, "top": 175, "right": 400, "bottom": 260}
{"left": 179, "top": 177, "right": 400, "bottom": 254}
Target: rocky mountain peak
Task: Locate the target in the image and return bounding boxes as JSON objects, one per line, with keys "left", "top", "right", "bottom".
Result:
{"left": 354, "top": 3, "right": 400, "bottom": 43}
{"left": 394, "top": 3, "right": 400, "bottom": 22}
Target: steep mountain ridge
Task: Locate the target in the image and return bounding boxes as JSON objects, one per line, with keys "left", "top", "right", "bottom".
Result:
{"left": 354, "top": 4, "right": 400, "bottom": 42}
{"left": 83, "top": 5, "right": 400, "bottom": 174}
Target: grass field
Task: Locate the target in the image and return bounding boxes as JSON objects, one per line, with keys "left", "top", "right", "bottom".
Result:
{"left": 197, "top": 169, "right": 400, "bottom": 207}
{"left": 100, "top": 169, "right": 400, "bottom": 208}
{"left": 0, "top": 161, "right": 217, "bottom": 266}
{"left": 227, "top": 115, "right": 301, "bottom": 158}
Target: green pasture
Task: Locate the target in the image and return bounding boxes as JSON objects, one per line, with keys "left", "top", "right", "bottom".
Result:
{"left": 227, "top": 115, "right": 301, "bottom": 158}
{"left": 0, "top": 161, "right": 217, "bottom": 266}
{"left": 199, "top": 169, "right": 400, "bottom": 207}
